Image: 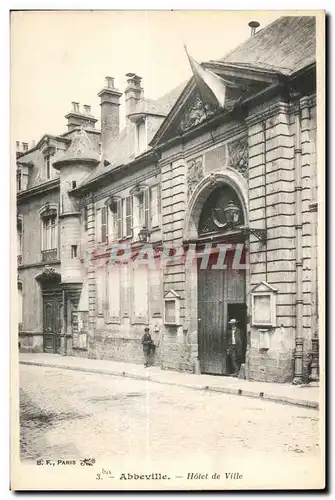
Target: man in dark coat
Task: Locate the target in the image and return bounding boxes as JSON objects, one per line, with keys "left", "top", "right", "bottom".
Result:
{"left": 227, "top": 318, "right": 243, "bottom": 377}
{"left": 141, "top": 327, "right": 153, "bottom": 368}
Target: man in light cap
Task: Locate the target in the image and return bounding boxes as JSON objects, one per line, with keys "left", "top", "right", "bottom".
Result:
{"left": 141, "top": 326, "right": 153, "bottom": 368}
{"left": 227, "top": 318, "right": 242, "bottom": 376}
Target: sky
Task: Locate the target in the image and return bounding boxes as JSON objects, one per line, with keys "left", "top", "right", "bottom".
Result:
{"left": 11, "top": 10, "right": 282, "bottom": 145}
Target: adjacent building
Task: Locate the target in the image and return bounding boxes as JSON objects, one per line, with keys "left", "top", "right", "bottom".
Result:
{"left": 16, "top": 16, "right": 319, "bottom": 383}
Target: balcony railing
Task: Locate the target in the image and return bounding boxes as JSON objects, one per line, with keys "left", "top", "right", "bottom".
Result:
{"left": 41, "top": 248, "right": 58, "bottom": 262}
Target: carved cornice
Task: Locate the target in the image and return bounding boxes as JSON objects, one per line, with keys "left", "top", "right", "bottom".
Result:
{"left": 17, "top": 178, "right": 60, "bottom": 203}
{"left": 39, "top": 202, "right": 58, "bottom": 219}
{"left": 300, "top": 94, "right": 316, "bottom": 110}
{"left": 245, "top": 102, "right": 290, "bottom": 128}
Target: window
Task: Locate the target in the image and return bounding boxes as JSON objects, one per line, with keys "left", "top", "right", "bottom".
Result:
{"left": 17, "top": 171, "right": 22, "bottom": 192}
{"left": 136, "top": 119, "right": 147, "bottom": 155}
{"left": 84, "top": 205, "right": 88, "bottom": 232}
{"left": 41, "top": 208, "right": 58, "bottom": 262}
{"left": 107, "top": 264, "right": 121, "bottom": 322}
{"left": 45, "top": 154, "right": 51, "bottom": 180}
{"left": 124, "top": 196, "right": 133, "bottom": 238}
{"left": 22, "top": 142, "right": 28, "bottom": 151}
{"left": 138, "top": 189, "right": 149, "bottom": 228}
{"left": 132, "top": 265, "right": 148, "bottom": 322}
{"left": 18, "top": 282, "right": 23, "bottom": 327}
{"left": 96, "top": 206, "right": 108, "bottom": 244}
{"left": 109, "top": 199, "right": 122, "bottom": 241}
{"left": 17, "top": 215, "right": 23, "bottom": 257}
{"left": 72, "top": 180, "right": 77, "bottom": 189}
{"left": 16, "top": 141, "right": 20, "bottom": 150}
{"left": 96, "top": 264, "right": 106, "bottom": 315}
{"left": 42, "top": 216, "right": 57, "bottom": 250}
{"left": 150, "top": 185, "right": 161, "bottom": 229}
{"left": 71, "top": 245, "right": 78, "bottom": 259}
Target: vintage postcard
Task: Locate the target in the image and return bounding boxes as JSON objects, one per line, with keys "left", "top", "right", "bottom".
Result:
{"left": 10, "top": 10, "right": 325, "bottom": 491}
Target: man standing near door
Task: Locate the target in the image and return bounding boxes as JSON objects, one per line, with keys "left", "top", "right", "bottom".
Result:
{"left": 227, "top": 318, "right": 243, "bottom": 376}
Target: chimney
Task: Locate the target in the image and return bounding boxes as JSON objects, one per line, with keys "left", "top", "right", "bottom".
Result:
{"left": 65, "top": 101, "right": 98, "bottom": 131}
{"left": 248, "top": 21, "right": 260, "bottom": 37}
{"left": 125, "top": 73, "right": 143, "bottom": 117}
{"left": 98, "top": 76, "right": 122, "bottom": 152}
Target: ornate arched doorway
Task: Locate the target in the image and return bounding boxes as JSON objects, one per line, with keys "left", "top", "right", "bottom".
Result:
{"left": 185, "top": 171, "right": 249, "bottom": 376}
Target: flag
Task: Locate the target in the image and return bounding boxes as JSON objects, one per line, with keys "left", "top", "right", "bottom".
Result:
{"left": 184, "top": 46, "right": 237, "bottom": 110}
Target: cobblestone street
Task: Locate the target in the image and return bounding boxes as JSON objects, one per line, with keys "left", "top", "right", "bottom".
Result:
{"left": 19, "top": 364, "right": 321, "bottom": 488}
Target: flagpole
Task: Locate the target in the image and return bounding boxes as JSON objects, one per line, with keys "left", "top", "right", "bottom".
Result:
{"left": 184, "top": 45, "right": 216, "bottom": 144}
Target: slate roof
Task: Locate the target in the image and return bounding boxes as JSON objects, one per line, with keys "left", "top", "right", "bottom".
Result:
{"left": 80, "top": 80, "right": 187, "bottom": 186}
{"left": 54, "top": 127, "right": 100, "bottom": 166}
{"left": 218, "top": 16, "right": 316, "bottom": 76}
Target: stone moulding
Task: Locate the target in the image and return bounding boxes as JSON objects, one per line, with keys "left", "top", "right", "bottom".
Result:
{"left": 246, "top": 102, "right": 290, "bottom": 128}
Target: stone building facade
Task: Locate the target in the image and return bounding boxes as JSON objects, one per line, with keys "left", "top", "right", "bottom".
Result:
{"left": 16, "top": 16, "right": 319, "bottom": 383}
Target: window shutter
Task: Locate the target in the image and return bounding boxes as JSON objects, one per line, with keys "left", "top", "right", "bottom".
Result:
{"left": 101, "top": 206, "right": 107, "bottom": 243}
{"left": 125, "top": 196, "right": 133, "bottom": 237}
{"left": 144, "top": 188, "right": 149, "bottom": 229}
{"left": 117, "top": 200, "right": 122, "bottom": 239}
{"left": 107, "top": 264, "right": 121, "bottom": 321}
{"left": 132, "top": 266, "right": 148, "bottom": 322}
{"left": 150, "top": 185, "right": 161, "bottom": 228}
{"left": 96, "top": 208, "right": 102, "bottom": 243}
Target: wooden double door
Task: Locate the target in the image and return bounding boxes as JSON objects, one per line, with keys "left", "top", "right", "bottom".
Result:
{"left": 198, "top": 252, "right": 247, "bottom": 375}
{"left": 43, "top": 291, "right": 63, "bottom": 353}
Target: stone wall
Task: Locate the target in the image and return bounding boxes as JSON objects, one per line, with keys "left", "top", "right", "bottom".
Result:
{"left": 245, "top": 96, "right": 317, "bottom": 383}
{"left": 246, "top": 103, "right": 296, "bottom": 383}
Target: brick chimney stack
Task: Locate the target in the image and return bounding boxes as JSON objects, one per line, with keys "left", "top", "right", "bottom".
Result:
{"left": 125, "top": 73, "right": 143, "bottom": 117}
{"left": 98, "top": 76, "right": 122, "bottom": 153}
{"left": 65, "top": 102, "right": 98, "bottom": 131}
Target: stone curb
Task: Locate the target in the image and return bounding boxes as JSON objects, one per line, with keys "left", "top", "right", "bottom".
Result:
{"left": 19, "top": 360, "right": 319, "bottom": 410}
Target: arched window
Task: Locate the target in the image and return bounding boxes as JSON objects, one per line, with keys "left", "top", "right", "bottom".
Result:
{"left": 198, "top": 185, "right": 244, "bottom": 236}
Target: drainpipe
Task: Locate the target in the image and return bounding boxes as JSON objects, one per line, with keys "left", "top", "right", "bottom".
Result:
{"left": 292, "top": 96, "right": 304, "bottom": 385}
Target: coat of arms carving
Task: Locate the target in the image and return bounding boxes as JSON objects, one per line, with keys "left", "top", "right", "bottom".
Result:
{"left": 179, "top": 92, "right": 220, "bottom": 133}
{"left": 187, "top": 156, "right": 204, "bottom": 199}
{"left": 228, "top": 137, "right": 249, "bottom": 178}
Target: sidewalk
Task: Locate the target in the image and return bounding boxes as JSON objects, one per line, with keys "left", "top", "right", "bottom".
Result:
{"left": 19, "top": 352, "right": 320, "bottom": 410}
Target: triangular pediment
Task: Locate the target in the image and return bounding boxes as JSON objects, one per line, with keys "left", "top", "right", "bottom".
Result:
{"left": 251, "top": 281, "right": 278, "bottom": 294}
{"left": 164, "top": 289, "right": 181, "bottom": 299}
{"left": 150, "top": 66, "right": 282, "bottom": 148}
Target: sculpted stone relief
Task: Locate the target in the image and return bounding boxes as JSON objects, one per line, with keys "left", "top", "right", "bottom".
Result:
{"left": 187, "top": 156, "right": 204, "bottom": 199}
{"left": 179, "top": 92, "right": 220, "bottom": 133}
{"left": 228, "top": 137, "right": 249, "bottom": 178}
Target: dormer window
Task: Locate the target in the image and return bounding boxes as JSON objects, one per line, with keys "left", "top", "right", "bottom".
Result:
{"left": 22, "top": 142, "right": 28, "bottom": 152}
